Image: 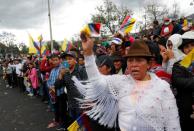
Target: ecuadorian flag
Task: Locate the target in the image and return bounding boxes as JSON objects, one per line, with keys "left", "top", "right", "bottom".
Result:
{"left": 67, "top": 115, "right": 83, "bottom": 131}
{"left": 68, "top": 114, "right": 92, "bottom": 131}
{"left": 41, "top": 44, "right": 47, "bottom": 56}
{"left": 61, "top": 39, "right": 74, "bottom": 52}
{"left": 81, "top": 23, "right": 101, "bottom": 37}
{"left": 28, "top": 34, "right": 39, "bottom": 54}
{"left": 120, "top": 15, "right": 136, "bottom": 34}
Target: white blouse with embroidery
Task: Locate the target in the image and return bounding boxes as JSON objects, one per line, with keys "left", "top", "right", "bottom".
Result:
{"left": 73, "top": 55, "right": 181, "bottom": 131}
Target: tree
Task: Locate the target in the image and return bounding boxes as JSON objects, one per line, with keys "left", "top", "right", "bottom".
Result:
{"left": 0, "top": 31, "right": 20, "bottom": 55}
{"left": 45, "top": 40, "right": 60, "bottom": 51}
{"left": 19, "top": 43, "right": 29, "bottom": 54}
{"left": 9, "top": 44, "right": 20, "bottom": 54}
{"left": 0, "top": 42, "right": 7, "bottom": 54}
{"left": 0, "top": 32, "right": 16, "bottom": 47}
{"left": 91, "top": 0, "right": 133, "bottom": 36}
{"left": 144, "top": 0, "right": 169, "bottom": 22}
{"left": 169, "top": 1, "right": 180, "bottom": 19}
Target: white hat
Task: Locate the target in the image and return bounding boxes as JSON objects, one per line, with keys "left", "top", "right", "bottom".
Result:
{"left": 178, "top": 31, "right": 194, "bottom": 50}
{"left": 168, "top": 34, "right": 182, "bottom": 49}
{"left": 167, "top": 34, "right": 185, "bottom": 62}
{"left": 182, "top": 31, "right": 194, "bottom": 40}
{"left": 111, "top": 38, "right": 123, "bottom": 45}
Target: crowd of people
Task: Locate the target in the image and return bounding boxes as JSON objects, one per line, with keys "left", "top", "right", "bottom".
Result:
{"left": 0, "top": 16, "right": 194, "bottom": 131}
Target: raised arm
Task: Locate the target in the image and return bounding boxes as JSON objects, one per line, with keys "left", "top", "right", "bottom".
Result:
{"left": 71, "top": 34, "right": 120, "bottom": 128}
{"left": 81, "top": 34, "right": 108, "bottom": 87}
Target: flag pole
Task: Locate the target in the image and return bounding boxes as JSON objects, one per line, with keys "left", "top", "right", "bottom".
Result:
{"left": 47, "top": 0, "right": 53, "bottom": 53}
{"left": 40, "top": 39, "right": 42, "bottom": 57}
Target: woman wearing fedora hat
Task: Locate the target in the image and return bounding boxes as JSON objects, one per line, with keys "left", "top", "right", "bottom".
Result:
{"left": 73, "top": 34, "right": 181, "bottom": 131}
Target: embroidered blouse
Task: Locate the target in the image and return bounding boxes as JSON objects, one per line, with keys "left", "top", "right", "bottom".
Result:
{"left": 73, "top": 55, "right": 181, "bottom": 131}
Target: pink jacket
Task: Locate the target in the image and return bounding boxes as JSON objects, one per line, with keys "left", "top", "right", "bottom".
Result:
{"left": 28, "top": 68, "right": 39, "bottom": 89}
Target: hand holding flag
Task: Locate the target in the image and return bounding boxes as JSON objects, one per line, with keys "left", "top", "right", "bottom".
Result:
{"left": 81, "top": 23, "right": 101, "bottom": 38}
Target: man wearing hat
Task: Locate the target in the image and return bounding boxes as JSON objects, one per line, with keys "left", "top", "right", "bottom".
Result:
{"left": 60, "top": 51, "right": 87, "bottom": 119}
{"left": 172, "top": 31, "right": 194, "bottom": 131}
{"left": 109, "top": 37, "right": 123, "bottom": 55}
{"left": 76, "top": 35, "right": 181, "bottom": 130}
{"left": 60, "top": 51, "right": 87, "bottom": 80}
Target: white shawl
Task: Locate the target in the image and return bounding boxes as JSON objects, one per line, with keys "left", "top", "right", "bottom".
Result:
{"left": 73, "top": 55, "right": 181, "bottom": 131}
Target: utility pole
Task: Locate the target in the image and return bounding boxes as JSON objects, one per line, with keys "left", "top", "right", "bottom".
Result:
{"left": 47, "top": 0, "right": 53, "bottom": 53}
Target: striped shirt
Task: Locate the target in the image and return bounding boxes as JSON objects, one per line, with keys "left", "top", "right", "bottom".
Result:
{"left": 47, "top": 66, "right": 60, "bottom": 88}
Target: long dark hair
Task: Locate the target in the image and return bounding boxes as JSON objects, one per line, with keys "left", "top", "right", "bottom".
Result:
{"left": 145, "top": 40, "right": 163, "bottom": 64}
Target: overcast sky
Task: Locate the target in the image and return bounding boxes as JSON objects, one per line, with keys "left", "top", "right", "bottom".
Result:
{"left": 0, "top": 0, "right": 193, "bottom": 45}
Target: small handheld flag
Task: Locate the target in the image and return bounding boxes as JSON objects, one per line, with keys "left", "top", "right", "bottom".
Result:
{"left": 120, "top": 16, "right": 136, "bottom": 34}
{"left": 81, "top": 23, "right": 101, "bottom": 38}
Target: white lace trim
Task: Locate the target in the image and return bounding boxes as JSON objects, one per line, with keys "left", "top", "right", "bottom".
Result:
{"left": 72, "top": 55, "right": 181, "bottom": 130}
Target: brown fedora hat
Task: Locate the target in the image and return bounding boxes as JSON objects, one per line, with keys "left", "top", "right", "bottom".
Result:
{"left": 125, "top": 40, "right": 153, "bottom": 57}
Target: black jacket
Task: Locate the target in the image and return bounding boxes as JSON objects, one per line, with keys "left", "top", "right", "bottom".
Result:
{"left": 55, "top": 64, "right": 87, "bottom": 109}
{"left": 172, "top": 61, "right": 194, "bottom": 129}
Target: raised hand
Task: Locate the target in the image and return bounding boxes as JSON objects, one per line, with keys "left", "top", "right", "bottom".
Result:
{"left": 167, "top": 49, "right": 174, "bottom": 59}
{"left": 80, "top": 32, "right": 94, "bottom": 56}
{"left": 161, "top": 51, "right": 169, "bottom": 63}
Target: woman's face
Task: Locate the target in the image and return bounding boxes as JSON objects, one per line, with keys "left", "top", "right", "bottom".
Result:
{"left": 183, "top": 43, "right": 194, "bottom": 55}
{"left": 127, "top": 57, "right": 150, "bottom": 80}
{"left": 98, "top": 65, "right": 111, "bottom": 75}
{"left": 167, "top": 40, "right": 173, "bottom": 50}
{"left": 159, "top": 44, "right": 167, "bottom": 53}
{"left": 28, "top": 64, "right": 33, "bottom": 68}
{"left": 110, "top": 44, "right": 116, "bottom": 53}
{"left": 114, "top": 60, "right": 122, "bottom": 71}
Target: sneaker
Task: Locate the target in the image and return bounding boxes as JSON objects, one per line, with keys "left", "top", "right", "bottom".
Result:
{"left": 6, "top": 85, "right": 9, "bottom": 88}
{"left": 9, "top": 86, "right": 13, "bottom": 88}
{"left": 27, "top": 93, "right": 34, "bottom": 97}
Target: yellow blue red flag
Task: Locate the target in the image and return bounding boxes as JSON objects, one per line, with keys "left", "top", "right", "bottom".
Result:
{"left": 120, "top": 16, "right": 136, "bottom": 34}
{"left": 28, "top": 34, "right": 38, "bottom": 54}
{"left": 81, "top": 23, "right": 101, "bottom": 37}
{"left": 38, "top": 34, "right": 43, "bottom": 42}
{"left": 61, "top": 39, "right": 74, "bottom": 52}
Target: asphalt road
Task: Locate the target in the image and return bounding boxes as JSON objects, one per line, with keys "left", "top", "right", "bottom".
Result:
{"left": 0, "top": 78, "right": 55, "bottom": 131}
